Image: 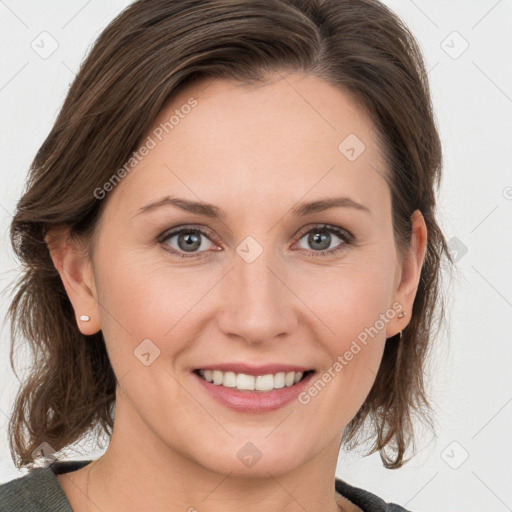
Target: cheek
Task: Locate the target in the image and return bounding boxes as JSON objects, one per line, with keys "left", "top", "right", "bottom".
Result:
{"left": 92, "top": 247, "right": 171, "bottom": 347}
{"left": 93, "top": 244, "right": 225, "bottom": 370}
{"left": 304, "top": 247, "right": 397, "bottom": 346}
{"left": 298, "top": 248, "right": 396, "bottom": 414}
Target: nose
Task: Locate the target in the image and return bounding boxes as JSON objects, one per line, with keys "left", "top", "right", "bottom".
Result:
{"left": 217, "top": 247, "right": 298, "bottom": 346}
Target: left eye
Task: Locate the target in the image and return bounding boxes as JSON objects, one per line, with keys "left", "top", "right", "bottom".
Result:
{"left": 295, "top": 224, "right": 350, "bottom": 256}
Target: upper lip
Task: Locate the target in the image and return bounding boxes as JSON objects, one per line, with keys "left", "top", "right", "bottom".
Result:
{"left": 194, "top": 363, "right": 314, "bottom": 376}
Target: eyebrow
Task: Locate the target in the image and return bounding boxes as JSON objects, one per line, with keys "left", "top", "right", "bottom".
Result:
{"left": 134, "top": 195, "right": 370, "bottom": 219}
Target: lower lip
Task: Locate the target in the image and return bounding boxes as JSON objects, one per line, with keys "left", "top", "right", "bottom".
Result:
{"left": 193, "top": 371, "right": 315, "bottom": 413}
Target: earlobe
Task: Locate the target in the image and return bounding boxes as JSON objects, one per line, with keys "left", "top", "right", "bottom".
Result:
{"left": 386, "top": 209, "right": 428, "bottom": 339}
{"left": 45, "top": 226, "right": 101, "bottom": 335}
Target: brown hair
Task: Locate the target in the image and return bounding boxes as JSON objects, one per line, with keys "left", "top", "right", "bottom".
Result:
{"left": 6, "top": 0, "right": 452, "bottom": 470}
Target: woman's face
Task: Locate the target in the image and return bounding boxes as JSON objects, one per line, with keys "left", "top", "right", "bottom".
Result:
{"left": 65, "top": 72, "right": 425, "bottom": 477}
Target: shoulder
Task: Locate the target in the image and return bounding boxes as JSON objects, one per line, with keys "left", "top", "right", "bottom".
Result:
{"left": 0, "top": 465, "right": 58, "bottom": 512}
{"left": 335, "top": 477, "right": 414, "bottom": 512}
{"left": 0, "top": 460, "right": 91, "bottom": 512}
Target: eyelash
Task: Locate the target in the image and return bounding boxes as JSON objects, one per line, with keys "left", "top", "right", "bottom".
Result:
{"left": 157, "top": 223, "right": 354, "bottom": 259}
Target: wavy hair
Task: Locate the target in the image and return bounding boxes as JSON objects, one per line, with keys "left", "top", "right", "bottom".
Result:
{"left": 6, "top": 0, "right": 452, "bottom": 470}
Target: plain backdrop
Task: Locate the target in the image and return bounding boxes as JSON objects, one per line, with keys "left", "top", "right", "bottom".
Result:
{"left": 0, "top": 1, "right": 511, "bottom": 511}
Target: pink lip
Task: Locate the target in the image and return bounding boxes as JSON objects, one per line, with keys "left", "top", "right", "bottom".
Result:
{"left": 192, "top": 370, "right": 315, "bottom": 413}
{"left": 195, "top": 363, "right": 312, "bottom": 376}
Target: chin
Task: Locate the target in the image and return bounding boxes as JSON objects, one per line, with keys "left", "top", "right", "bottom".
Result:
{"left": 179, "top": 433, "right": 312, "bottom": 478}
{"left": 200, "top": 450, "right": 304, "bottom": 479}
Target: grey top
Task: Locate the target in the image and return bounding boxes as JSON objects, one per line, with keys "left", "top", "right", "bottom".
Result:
{"left": 0, "top": 459, "right": 412, "bottom": 511}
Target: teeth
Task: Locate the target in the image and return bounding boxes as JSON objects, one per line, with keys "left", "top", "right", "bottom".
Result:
{"left": 274, "top": 372, "right": 285, "bottom": 389}
{"left": 212, "top": 370, "right": 223, "bottom": 385}
{"left": 255, "top": 374, "right": 273, "bottom": 391}
{"left": 223, "top": 371, "right": 237, "bottom": 388}
{"left": 198, "top": 369, "right": 306, "bottom": 391}
{"left": 237, "top": 373, "right": 255, "bottom": 390}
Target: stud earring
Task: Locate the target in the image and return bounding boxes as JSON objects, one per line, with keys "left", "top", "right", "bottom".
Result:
{"left": 79, "top": 315, "right": 90, "bottom": 322}
{"left": 396, "top": 310, "right": 405, "bottom": 341}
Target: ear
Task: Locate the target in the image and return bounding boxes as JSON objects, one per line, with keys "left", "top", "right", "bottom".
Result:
{"left": 45, "top": 225, "right": 101, "bottom": 335}
{"left": 386, "top": 209, "right": 428, "bottom": 338}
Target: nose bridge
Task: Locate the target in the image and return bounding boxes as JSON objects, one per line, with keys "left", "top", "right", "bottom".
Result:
{"left": 218, "top": 241, "right": 295, "bottom": 343}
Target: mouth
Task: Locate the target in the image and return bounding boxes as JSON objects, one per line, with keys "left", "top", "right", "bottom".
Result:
{"left": 193, "top": 368, "right": 315, "bottom": 393}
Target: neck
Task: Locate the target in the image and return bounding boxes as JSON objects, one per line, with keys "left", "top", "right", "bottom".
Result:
{"left": 86, "top": 398, "right": 345, "bottom": 512}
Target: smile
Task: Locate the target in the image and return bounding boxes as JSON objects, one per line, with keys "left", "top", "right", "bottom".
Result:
{"left": 196, "top": 369, "right": 311, "bottom": 392}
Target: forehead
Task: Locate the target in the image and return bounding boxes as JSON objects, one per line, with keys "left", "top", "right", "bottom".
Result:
{"left": 105, "top": 72, "right": 389, "bottom": 221}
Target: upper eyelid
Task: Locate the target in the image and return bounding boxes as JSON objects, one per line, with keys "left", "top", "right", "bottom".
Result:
{"left": 158, "top": 224, "right": 220, "bottom": 244}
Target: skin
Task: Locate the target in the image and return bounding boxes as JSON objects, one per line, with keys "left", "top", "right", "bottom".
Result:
{"left": 47, "top": 71, "right": 427, "bottom": 512}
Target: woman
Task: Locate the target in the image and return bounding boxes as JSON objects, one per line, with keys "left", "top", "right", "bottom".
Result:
{"left": 0, "top": 0, "right": 451, "bottom": 510}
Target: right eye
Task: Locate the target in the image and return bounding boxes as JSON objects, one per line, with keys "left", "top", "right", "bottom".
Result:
{"left": 158, "top": 226, "right": 219, "bottom": 259}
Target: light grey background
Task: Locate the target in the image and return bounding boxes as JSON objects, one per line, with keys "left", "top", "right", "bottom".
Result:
{"left": 1, "top": 1, "right": 511, "bottom": 511}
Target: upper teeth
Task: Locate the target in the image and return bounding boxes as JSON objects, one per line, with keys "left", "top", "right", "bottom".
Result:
{"left": 198, "top": 370, "right": 304, "bottom": 391}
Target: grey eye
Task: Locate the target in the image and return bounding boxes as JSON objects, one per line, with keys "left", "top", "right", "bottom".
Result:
{"left": 297, "top": 228, "right": 344, "bottom": 252}
{"left": 164, "top": 229, "right": 213, "bottom": 253}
